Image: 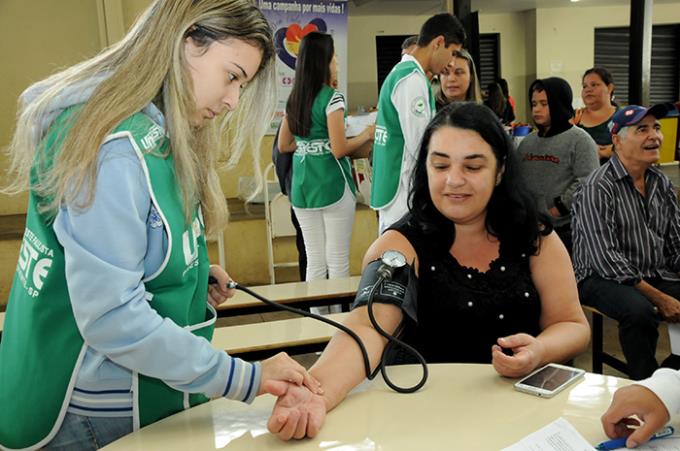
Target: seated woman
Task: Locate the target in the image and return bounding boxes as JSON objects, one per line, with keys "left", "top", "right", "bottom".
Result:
{"left": 573, "top": 67, "right": 618, "bottom": 164}
{"left": 433, "top": 48, "right": 482, "bottom": 110}
{"left": 266, "top": 103, "right": 590, "bottom": 440}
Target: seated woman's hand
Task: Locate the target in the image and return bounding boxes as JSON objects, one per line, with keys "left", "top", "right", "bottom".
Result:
{"left": 207, "top": 264, "right": 236, "bottom": 307}
{"left": 259, "top": 352, "right": 323, "bottom": 396}
{"left": 597, "top": 144, "right": 613, "bottom": 159}
{"left": 266, "top": 382, "right": 327, "bottom": 440}
{"left": 491, "top": 333, "right": 545, "bottom": 378}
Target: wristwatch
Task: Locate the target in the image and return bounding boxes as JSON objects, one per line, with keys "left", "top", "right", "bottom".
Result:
{"left": 381, "top": 250, "right": 406, "bottom": 269}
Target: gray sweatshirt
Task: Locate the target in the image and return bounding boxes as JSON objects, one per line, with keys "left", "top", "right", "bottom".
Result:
{"left": 516, "top": 126, "right": 598, "bottom": 227}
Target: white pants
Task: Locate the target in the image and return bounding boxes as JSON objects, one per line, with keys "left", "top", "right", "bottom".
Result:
{"left": 294, "top": 188, "right": 355, "bottom": 314}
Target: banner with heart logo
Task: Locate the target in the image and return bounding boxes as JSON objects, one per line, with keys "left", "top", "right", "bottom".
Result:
{"left": 258, "top": 0, "right": 348, "bottom": 134}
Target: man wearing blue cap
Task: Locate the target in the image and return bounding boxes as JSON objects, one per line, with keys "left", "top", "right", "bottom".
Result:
{"left": 572, "top": 103, "right": 679, "bottom": 379}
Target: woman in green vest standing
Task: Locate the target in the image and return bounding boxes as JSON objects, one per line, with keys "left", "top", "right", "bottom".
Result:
{"left": 278, "top": 32, "right": 374, "bottom": 313}
{"left": 0, "top": 1, "right": 321, "bottom": 450}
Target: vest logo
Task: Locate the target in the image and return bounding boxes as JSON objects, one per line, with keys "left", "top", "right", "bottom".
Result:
{"left": 411, "top": 96, "right": 426, "bottom": 117}
{"left": 296, "top": 139, "right": 332, "bottom": 156}
{"left": 375, "top": 126, "right": 388, "bottom": 146}
{"left": 16, "top": 228, "right": 54, "bottom": 298}
{"left": 141, "top": 124, "right": 164, "bottom": 150}
{"left": 182, "top": 217, "right": 202, "bottom": 267}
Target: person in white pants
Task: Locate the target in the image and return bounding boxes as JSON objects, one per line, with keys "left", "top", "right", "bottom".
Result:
{"left": 277, "top": 32, "right": 374, "bottom": 314}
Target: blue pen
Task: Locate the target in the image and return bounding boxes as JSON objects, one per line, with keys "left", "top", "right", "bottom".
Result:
{"left": 595, "top": 425, "right": 675, "bottom": 450}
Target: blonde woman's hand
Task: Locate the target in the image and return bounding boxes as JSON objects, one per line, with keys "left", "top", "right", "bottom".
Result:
{"left": 491, "top": 333, "right": 545, "bottom": 378}
{"left": 258, "top": 352, "right": 323, "bottom": 396}
{"left": 207, "top": 264, "right": 236, "bottom": 308}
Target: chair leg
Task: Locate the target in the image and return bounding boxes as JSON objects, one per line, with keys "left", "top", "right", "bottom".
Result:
{"left": 592, "top": 311, "right": 604, "bottom": 374}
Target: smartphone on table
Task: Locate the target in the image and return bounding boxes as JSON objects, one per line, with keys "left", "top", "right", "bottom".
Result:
{"left": 514, "top": 363, "right": 585, "bottom": 398}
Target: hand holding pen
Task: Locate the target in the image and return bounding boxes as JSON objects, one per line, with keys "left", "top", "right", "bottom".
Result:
{"left": 601, "top": 383, "right": 673, "bottom": 448}
{"left": 596, "top": 426, "right": 674, "bottom": 450}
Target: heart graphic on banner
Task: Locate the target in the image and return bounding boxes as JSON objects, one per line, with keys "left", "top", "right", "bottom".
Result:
{"left": 274, "top": 18, "right": 327, "bottom": 70}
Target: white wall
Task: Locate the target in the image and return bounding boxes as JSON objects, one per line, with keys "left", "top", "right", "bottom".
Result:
{"left": 346, "top": 14, "right": 432, "bottom": 110}
{"left": 534, "top": 3, "right": 680, "bottom": 109}
{"left": 0, "top": 0, "right": 103, "bottom": 215}
{"left": 480, "top": 11, "right": 531, "bottom": 121}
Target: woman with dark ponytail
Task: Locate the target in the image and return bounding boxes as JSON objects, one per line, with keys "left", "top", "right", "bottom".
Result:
{"left": 278, "top": 32, "right": 374, "bottom": 312}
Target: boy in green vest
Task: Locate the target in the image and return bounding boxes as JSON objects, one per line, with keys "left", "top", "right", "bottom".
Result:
{"left": 371, "top": 13, "right": 466, "bottom": 233}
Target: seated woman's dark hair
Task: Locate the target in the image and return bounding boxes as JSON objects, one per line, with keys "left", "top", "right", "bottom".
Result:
{"left": 407, "top": 102, "right": 551, "bottom": 255}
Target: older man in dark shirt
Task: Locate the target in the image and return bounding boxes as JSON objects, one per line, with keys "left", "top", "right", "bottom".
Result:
{"left": 572, "top": 103, "right": 680, "bottom": 380}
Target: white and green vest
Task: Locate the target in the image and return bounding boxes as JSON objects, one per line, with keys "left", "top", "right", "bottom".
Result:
{"left": 370, "top": 60, "right": 435, "bottom": 209}
{"left": 290, "top": 85, "right": 356, "bottom": 209}
{"left": 0, "top": 108, "right": 213, "bottom": 449}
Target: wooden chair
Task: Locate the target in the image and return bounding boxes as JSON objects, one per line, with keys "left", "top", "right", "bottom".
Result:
{"left": 582, "top": 305, "right": 628, "bottom": 376}
{"left": 263, "top": 163, "right": 299, "bottom": 284}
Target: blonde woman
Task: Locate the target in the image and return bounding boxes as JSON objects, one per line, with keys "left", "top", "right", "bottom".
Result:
{"left": 433, "top": 48, "right": 482, "bottom": 110}
{"left": 0, "top": 1, "right": 320, "bottom": 449}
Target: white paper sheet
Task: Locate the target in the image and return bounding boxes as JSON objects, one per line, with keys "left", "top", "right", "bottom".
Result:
{"left": 501, "top": 417, "right": 680, "bottom": 451}
{"left": 500, "top": 417, "right": 595, "bottom": 451}
{"left": 346, "top": 112, "right": 377, "bottom": 137}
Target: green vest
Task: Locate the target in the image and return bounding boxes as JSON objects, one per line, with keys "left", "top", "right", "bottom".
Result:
{"left": 0, "top": 108, "right": 213, "bottom": 449}
{"left": 290, "top": 85, "right": 356, "bottom": 209}
{"left": 370, "top": 60, "right": 434, "bottom": 209}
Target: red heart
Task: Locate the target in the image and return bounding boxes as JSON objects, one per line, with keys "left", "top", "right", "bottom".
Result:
{"left": 285, "top": 23, "right": 319, "bottom": 43}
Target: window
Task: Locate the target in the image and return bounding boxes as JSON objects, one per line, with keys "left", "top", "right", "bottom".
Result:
{"left": 375, "top": 33, "right": 501, "bottom": 95}
{"left": 594, "top": 25, "right": 680, "bottom": 104}
{"left": 375, "top": 35, "right": 411, "bottom": 92}
{"left": 478, "top": 33, "right": 500, "bottom": 90}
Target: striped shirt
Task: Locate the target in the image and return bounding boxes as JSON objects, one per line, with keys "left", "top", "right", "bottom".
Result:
{"left": 572, "top": 153, "right": 680, "bottom": 284}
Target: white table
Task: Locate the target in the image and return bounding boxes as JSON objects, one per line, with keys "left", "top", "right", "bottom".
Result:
{"left": 102, "top": 363, "right": 636, "bottom": 450}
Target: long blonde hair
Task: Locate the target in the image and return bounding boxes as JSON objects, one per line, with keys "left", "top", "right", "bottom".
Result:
{"left": 434, "top": 49, "right": 482, "bottom": 106}
{"left": 3, "top": 0, "right": 275, "bottom": 238}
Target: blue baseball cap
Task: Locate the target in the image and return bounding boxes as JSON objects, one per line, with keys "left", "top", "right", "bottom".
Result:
{"left": 609, "top": 103, "right": 673, "bottom": 136}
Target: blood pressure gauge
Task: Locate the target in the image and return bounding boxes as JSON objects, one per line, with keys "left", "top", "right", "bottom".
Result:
{"left": 380, "top": 250, "right": 406, "bottom": 269}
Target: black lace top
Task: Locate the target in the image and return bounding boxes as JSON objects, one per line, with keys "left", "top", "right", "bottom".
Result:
{"left": 388, "top": 217, "right": 542, "bottom": 364}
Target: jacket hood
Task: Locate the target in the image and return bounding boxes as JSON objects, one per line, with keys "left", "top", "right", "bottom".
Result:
{"left": 20, "top": 72, "right": 111, "bottom": 142}
{"left": 529, "top": 77, "right": 574, "bottom": 137}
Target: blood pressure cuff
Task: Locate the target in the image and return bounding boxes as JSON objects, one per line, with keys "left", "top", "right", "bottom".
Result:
{"left": 351, "top": 259, "right": 418, "bottom": 323}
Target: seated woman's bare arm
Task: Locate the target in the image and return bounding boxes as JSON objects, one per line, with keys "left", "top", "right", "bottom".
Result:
{"left": 310, "top": 230, "right": 419, "bottom": 411}
{"left": 491, "top": 232, "right": 590, "bottom": 377}
{"left": 532, "top": 231, "right": 590, "bottom": 360}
